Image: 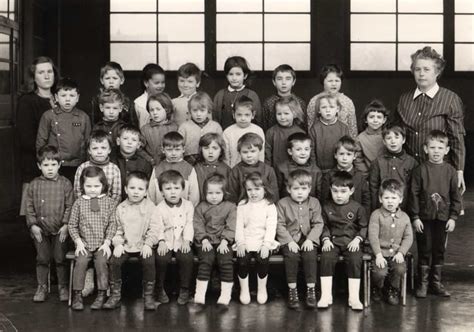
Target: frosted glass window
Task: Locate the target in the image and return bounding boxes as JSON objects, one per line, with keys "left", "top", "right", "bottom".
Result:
{"left": 350, "top": 0, "right": 395, "bottom": 13}
{"left": 264, "top": 44, "right": 310, "bottom": 70}
{"left": 264, "top": 14, "right": 310, "bottom": 42}
{"left": 158, "top": 0, "right": 204, "bottom": 12}
{"left": 110, "top": 14, "right": 156, "bottom": 41}
{"left": 351, "top": 14, "right": 396, "bottom": 42}
{"left": 398, "top": 43, "right": 443, "bottom": 71}
{"left": 110, "top": 0, "right": 156, "bottom": 12}
{"left": 158, "top": 14, "right": 204, "bottom": 41}
{"left": 455, "top": 0, "right": 474, "bottom": 13}
{"left": 0, "top": 44, "right": 9, "bottom": 60}
{"left": 110, "top": 43, "right": 156, "bottom": 70}
{"left": 216, "top": 44, "right": 263, "bottom": 70}
{"left": 455, "top": 44, "right": 474, "bottom": 71}
{"left": 398, "top": 15, "right": 443, "bottom": 42}
{"left": 264, "top": 0, "right": 310, "bottom": 12}
{"left": 159, "top": 43, "right": 204, "bottom": 71}
{"left": 216, "top": 0, "right": 262, "bottom": 12}
{"left": 351, "top": 44, "right": 396, "bottom": 71}
{"left": 455, "top": 15, "right": 474, "bottom": 42}
{"left": 0, "top": 0, "right": 7, "bottom": 12}
{"left": 216, "top": 14, "right": 262, "bottom": 41}
{"left": 398, "top": 0, "right": 443, "bottom": 13}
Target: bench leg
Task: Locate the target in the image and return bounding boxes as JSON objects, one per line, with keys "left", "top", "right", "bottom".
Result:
{"left": 401, "top": 271, "right": 407, "bottom": 306}
{"left": 68, "top": 259, "right": 74, "bottom": 307}
{"left": 410, "top": 256, "right": 415, "bottom": 291}
{"left": 363, "top": 260, "right": 368, "bottom": 308}
{"left": 48, "top": 266, "right": 51, "bottom": 293}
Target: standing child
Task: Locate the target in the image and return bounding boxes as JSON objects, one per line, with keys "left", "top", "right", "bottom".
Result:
{"left": 276, "top": 170, "right": 324, "bottom": 309}
{"left": 235, "top": 172, "right": 278, "bottom": 304}
{"left": 26, "top": 146, "right": 74, "bottom": 303}
{"left": 193, "top": 174, "right": 237, "bottom": 307}
{"left": 155, "top": 170, "right": 195, "bottom": 305}
{"left": 92, "top": 89, "right": 127, "bottom": 145}
{"left": 68, "top": 166, "right": 117, "bottom": 311}
{"left": 410, "top": 130, "right": 461, "bottom": 298}
{"left": 213, "top": 56, "right": 262, "bottom": 129}
{"left": 173, "top": 63, "right": 201, "bottom": 126}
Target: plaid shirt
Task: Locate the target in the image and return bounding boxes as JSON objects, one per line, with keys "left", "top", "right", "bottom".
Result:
{"left": 68, "top": 195, "right": 117, "bottom": 251}
{"left": 26, "top": 175, "right": 74, "bottom": 235}
{"left": 74, "top": 161, "right": 122, "bottom": 204}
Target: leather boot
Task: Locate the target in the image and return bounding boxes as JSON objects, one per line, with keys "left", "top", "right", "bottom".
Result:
{"left": 416, "top": 265, "right": 430, "bottom": 298}
{"left": 306, "top": 286, "right": 316, "bottom": 308}
{"left": 287, "top": 287, "right": 299, "bottom": 309}
{"left": 33, "top": 284, "right": 48, "bottom": 302}
{"left": 144, "top": 281, "right": 156, "bottom": 310}
{"left": 156, "top": 286, "right": 169, "bottom": 304}
{"left": 103, "top": 280, "right": 122, "bottom": 309}
{"left": 72, "top": 290, "right": 84, "bottom": 311}
{"left": 58, "top": 284, "right": 68, "bottom": 302}
{"left": 386, "top": 286, "right": 400, "bottom": 305}
{"left": 90, "top": 290, "right": 106, "bottom": 310}
{"left": 430, "top": 265, "right": 450, "bottom": 297}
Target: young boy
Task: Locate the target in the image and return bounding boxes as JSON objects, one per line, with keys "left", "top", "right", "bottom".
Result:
{"left": 369, "top": 179, "right": 413, "bottom": 305}
{"left": 26, "top": 145, "right": 74, "bottom": 303}
{"left": 228, "top": 133, "right": 279, "bottom": 203}
{"left": 276, "top": 170, "right": 324, "bottom": 309}
{"left": 172, "top": 63, "right": 201, "bottom": 126}
{"left": 92, "top": 89, "right": 127, "bottom": 145}
{"left": 36, "top": 77, "right": 91, "bottom": 182}
{"left": 318, "top": 171, "right": 367, "bottom": 311}
{"left": 223, "top": 95, "right": 265, "bottom": 168}
{"left": 103, "top": 172, "right": 159, "bottom": 311}
{"left": 155, "top": 170, "right": 195, "bottom": 305}
{"left": 262, "top": 64, "right": 307, "bottom": 131}
{"left": 369, "top": 125, "right": 418, "bottom": 212}
{"left": 410, "top": 130, "right": 461, "bottom": 298}
{"left": 276, "top": 133, "right": 322, "bottom": 199}
{"left": 147, "top": 131, "right": 199, "bottom": 206}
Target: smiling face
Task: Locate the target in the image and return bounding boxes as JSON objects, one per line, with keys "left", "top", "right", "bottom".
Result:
{"left": 275, "top": 104, "right": 294, "bottom": 127}
{"left": 177, "top": 75, "right": 200, "bottom": 97}
{"left": 100, "top": 101, "right": 122, "bottom": 121}
{"left": 366, "top": 111, "right": 387, "bottom": 131}
{"left": 424, "top": 139, "right": 449, "bottom": 164}
{"left": 55, "top": 88, "right": 79, "bottom": 112}
{"left": 88, "top": 139, "right": 112, "bottom": 163}
{"left": 125, "top": 177, "right": 148, "bottom": 203}
{"left": 288, "top": 140, "right": 311, "bottom": 165}
{"left": 83, "top": 176, "right": 103, "bottom": 198}
{"left": 100, "top": 69, "right": 124, "bottom": 90}
{"left": 145, "top": 73, "right": 166, "bottom": 94}
{"left": 413, "top": 58, "right": 439, "bottom": 92}
{"left": 35, "top": 62, "right": 55, "bottom": 91}
{"left": 202, "top": 140, "right": 222, "bottom": 164}
{"left": 323, "top": 72, "right": 342, "bottom": 95}
{"left": 287, "top": 182, "right": 311, "bottom": 203}
{"left": 273, "top": 71, "right": 295, "bottom": 96}
{"left": 37, "top": 158, "right": 60, "bottom": 179}
{"left": 319, "top": 97, "right": 339, "bottom": 123}
{"left": 161, "top": 181, "right": 183, "bottom": 204}
{"left": 383, "top": 131, "right": 406, "bottom": 154}
{"left": 206, "top": 183, "right": 225, "bottom": 205}
{"left": 335, "top": 146, "right": 356, "bottom": 171}
{"left": 245, "top": 181, "right": 265, "bottom": 203}
{"left": 226, "top": 67, "right": 247, "bottom": 90}
{"left": 379, "top": 190, "right": 403, "bottom": 213}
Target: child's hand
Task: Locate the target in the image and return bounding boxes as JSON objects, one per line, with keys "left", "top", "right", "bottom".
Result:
{"left": 99, "top": 242, "right": 111, "bottom": 258}
{"left": 446, "top": 219, "right": 456, "bottom": 232}
{"left": 288, "top": 241, "right": 299, "bottom": 253}
{"left": 217, "top": 239, "right": 229, "bottom": 254}
{"left": 347, "top": 238, "right": 361, "bottom": 252}
{"left": 201, "top": 239, "right": 213, "bottom": 252}
{"left": 181, "top": 241, "right": 191, "bottom": 254}
{"left": 157, "top": 241, "right": 168, "bottom": 256}
{"left": 301, "top": 239, "right": 314, "bottom": 252}
{"left": 236, "top": 245, "right": 246, "bottom": 258}
{"left": 30, "top": 225, "right": 43, "bottom": 243}
{"left": 260, "top": 245, "right": 270, "bottom": 259}
{"left": 58, "top": 225, "right": 68, "bottom": 243}
{"left": 375, "top": 253, "right": 387, "bottom": 268}
{"left": 113, "top": 245, "right": 125, "bottom": 258}
{"left": 75, "top": 239, "right": 87, "bottom": 257}
{"left": 392, "top": 252, "right": 405, "bottom": 264}
{"left": 413, "top": 219, "right": 424, "bottom": 233}
{"left": 322, "top": 239, "right": 334, "bottom": 252}
{"left": 141, "top": 244, "right": 152, "bottom": 259}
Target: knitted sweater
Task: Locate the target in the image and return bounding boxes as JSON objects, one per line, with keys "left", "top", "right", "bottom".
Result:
{"left": 223, "top": 123, "right": 265, "bottom": 168}
{"left": 178, "top": 119, "right": 223, "bottom": 156}
{"left": 141, "top": 120, "right": 179, "bottom": 163}
{"left": 265, "top": 124, "right": 305, "bottom": 168}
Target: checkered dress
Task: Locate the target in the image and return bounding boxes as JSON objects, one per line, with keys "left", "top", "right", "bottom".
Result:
{"left": 74, "top": 161, "right": 122, "bottom": 204}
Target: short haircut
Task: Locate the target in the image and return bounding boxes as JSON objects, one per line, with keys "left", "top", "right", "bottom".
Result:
{"left": 319, "top": 64, "right": 344, "bottom": 85}
{"left": 98, "top": 88, "right": 124, "bottom": 105}
{"left": 141, "top": 63, "right": 165, "bottom": 91}
{"left": 203, "top": 173, "right": 230, "bottom": 201}
{"left": 147, "top": 92, "right": 174, "bottom": 120}
{"left": 56, "top": 77, "right": 79, "bottom": 94}
{"left": 177, "top": 62, "right": 201, "bottom": 83}
{"left": 379, "top": 178, "right": 404, "bottom": 198}
{"left": 198, "top": 133, "right": 226, "bottom": 162}
{"left": 382, "top": 124, "right": 406, "bottom": 139}
{"left": 233, "top": 95, "right": 254, "bottom": 113}
{"left": 287, "top": 132, "right": 312, "bottom": 150}
{"left": 223, "top": 56, "right": 251, "bottom": 78}
{"left": 330, "top": 171, "right": 354, "bottom": 189}
{"left": 314, "top": 93, "right": 341, "bottom": 115}
{"left": 87, "top": 129, "right": 113, "bottom": 149}
{"left": 237, "top": 133, "right": 263, "bottom": 152}
{"left": 80, "top": 166, "right": 109, "bottom": 195}
{"left": 287, "top": 169, "right": 312, "bottom": 187}
{"left": 243, "top": 171, "right": 273, "bottom": 203}
{"left": 125, "top": 171, "right": 149, "bottom": 187}
{"left": 335, "top": 135, "right": 358, "bottom": 153}
{"left": 188, "top": 91, "right": 213, "bottom": 113}
{"left": 272, "top": 64, "right": 296, "bottom": 80}
{"left": 274, "top": 95, "right": 305, "bottom": 127}
{"left": 361, "top": 99, "right": 389, "bottom": 128}
{"left": 410, "top": 46, "right": 445, "bottom": 76}
{"left": 425, "top": 129, "right": 449, "bottom": 146}
{"left": 158, "top": 170, "right": 185, "bottom": 191}
{"left": 118, "top": 124, "right": 141, "bottom": 138}
{"left": 162, "top": 131, "right": 184, "bottom": 148}
{"left": 100, "top": 61, "right": 124, "bottom": 81}
{"left": 37, "top": 145, "right": 61, "bottom": 163}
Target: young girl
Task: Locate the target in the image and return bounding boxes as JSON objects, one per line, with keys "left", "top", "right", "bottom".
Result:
{"left": 68, "top": 166, "right": 117, "bottom": 311}
{"left": 134, "top": 63, "right": 166, "bottom": 129}
{"left": 193, "top": 174, "right": 237, "bottom": 307}
{"left": 265, "top": 96, "right": 305, "bottom": 168}
{"left": 235, "top": 172, "right": 278, "bottom": 305}
{"left": 140, "top": 93, "right": 178, "bottom": 164}
{"left": 213, "top": 56, "right": 262, "bottom": 130}
{"left": 194, "top": 133, "right": 231, "bottom": 199}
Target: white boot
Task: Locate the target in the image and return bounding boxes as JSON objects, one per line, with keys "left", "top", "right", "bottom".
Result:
{"left": 194, "top": 279, "right": 208, "bottom": 305}
{"left": 348, "top": 278, "right": 363, "bottom": 310}
{"left": 217, "top": 282, "right": 234, "bottom": 306}
{"left": 257, "top": 276, "right": 268, "bottom": 304}
{"left": 317, "top": 276, "right": 333, "bottom": 308}
{"left": 238, "top": 276, "right": 251, "bottom": 304}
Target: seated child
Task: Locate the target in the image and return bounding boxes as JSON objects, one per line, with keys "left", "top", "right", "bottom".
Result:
{"left": 228, "top": 133, "right": 279, "bottom": 203}
{"left": 235, "top": 172, "right": 278, "bottom": 305}
{"left": 147, "top": 132, "right": 199, "bottom": 206}
{"left": 173, "top": 63, "right": 201, "bottom": 126}
{"left": 276, "top": 170, "right": 324, "bottom": 309}
{"left": 26, "top": 145, "right": 74, "bottom": 303}
{"left": 223, "top": 95, "right": 265, "bottom": 167}
{"left": 68, "top": 166, "right": 117, "bottom": 311}
{"left": 193, "top": 174, "right": 237, "bottom": 307}
{"left": 178, "top": 91, "right": 223, "bottom": 164}
{"left": 92, "top": 89, "right": 127, "bottom": 145}
{"left": 410, "top": 130, "right": 461, "bottom": 298}
{"left": 155, "top": 170, "right": 195, "bottom": 305}
{"left": 369, "top": 179, "right": 413, "bottom": 305}
{"left": 318, "top": 171, "right": 367, "bottom": 311}
{"left": 103, "top": 172, "right": 159, "bottom": 311}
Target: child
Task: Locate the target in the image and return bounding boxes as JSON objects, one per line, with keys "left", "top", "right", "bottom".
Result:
{"left": 213, "top": 56, "right": 262, "bottom": 129}
{"left": 369, "top": 179, "right": 413, "bottom": 305}
{"left": 369, "top": 125, "right": 418, "bottom": 212}
{"left": 318, "top": 171, "right": 367, "bottom": 311}
{"left": 222, "top": 95, "right": 265, "bottom": 167}
{"left": 68, "top": 166, "right": 117, "bottom": 311}
{"left": 147, "top": 132, "right": 199, "bottom": 206}
{"left": 235, "top": 172, "right": 278, "bottom": 304}
{"left": 410, "top": 130, "right": 461, "bottom": 298}
{"left": 276, "top": 170, "right": 324, "bottom": 309}
{"left": 26, "top": 145, "right": 74, "bottom": 303}
{"left": 155, "top": 170, "right": 195, "bottom": 305}
{"left": 228, "top": 133, "right": 279, "bottom": 203}
{"left": 36, "top": 77, "right": 91, "bottom": 182}
{"left": 265, "top": 96, "right": 305, "bottom": 168}
{"left": 134, "top": 63, "right": 166, "bottom": 129}
{"left": 262, "top": 64, "right": 307, "bottom": 131}
{"left": 141, "top": 93, "right": 178, "bottom": 163}
{"left": 103, "top": 172, "right": 159, "bottom": 311}
{"left": 92, "top": 89, "right": 127, "bottom": 145}
{"left": 178, "top": 91, "right": 223, "bottom": 164}
{"left": 276, "top": 133, "right": 322, "bottom": 199}
{"left": 308, "top": 93, "right": 350, "bottom": 172}
{"left": 173, "top": 63, "right": 201, "bottom": 126}
{"left": 194, "top": 133, "right": 231, "bottom": 199}
{"left": 193, "top": 174, "right": 237, "bottom": 307}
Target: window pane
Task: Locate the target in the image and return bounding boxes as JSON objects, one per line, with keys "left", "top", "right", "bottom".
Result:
{"left": 216, "top": 0, "right": 262, "bottom": 12}
{"left": 264, "top": 43, "right": 310, "bottom": 70}
{"left": 110, "top": 0, "right": 156, "bottom": 12}
{"left": 216, "top": 43, "right": 263, "bottom": 70}
{"left": 159, "top": 43, "right": 205, "bottom": 70}
{"left": 217, "top": 14, "right": 262, "bottom": 41}
{"left": 455, "top": 44, "right": 474, "bottom": 71}
{"left": 158, "top": 14, "right": 204, "bottom": 41}
{"left": 351, "top": 43, "right": 396, "bottom": 70}
{"left": 351, "top": 14, "right": 396, "bottom": 41}
{"left": 350, "top": 0, "right": 395, "bottom": 12}
{"left": 110, "top": 43, "right": 156, "bottom": 70}
{"left": 110, "top": 14, "right": 156, "bottom": 41}
{"left": 455, "top": 0, "right": 474, "bottom": 13}
{"left": 455, "top": 15, "right": 474, "bottom": 42}
{"left": 398, "top": 0, "right": 443, "bottom": 13}
{"left": 8, "top": 0, "right": 13, "bottom": 12}
{"left": 264, "top": 0, "right": 310, "bottom": 12}
{"left": 398, "top": 43, "right": 443, "bottom": 70}
{"left": 264, "top": 14, "right": 310, "bottom": 41}
{"left": 398, "top": 15, "right": 443, "bottom": 42}
{"left": 0, "top": 0, "right": 8, "bottom": 11}
{"left": 158, "top": 0, "right": 204, "bottom": 12}
{"left": 0, "top": 43, "right": 9, "bottom": 60}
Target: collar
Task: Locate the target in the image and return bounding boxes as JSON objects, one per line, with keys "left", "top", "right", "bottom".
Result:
{"left": 380, "top": 207, "right": 402, "bottom": 218}
{"left": 100, "top": 119, "right": 121, "bottom": 126}
{"left": 149, "top": 119, "right": 171, "bottom": 127}
{"left": 241, "top": 161, "right": 260, "bottom": 168}
{"left": 178, "top": 91, "right": 197, "bottom": 99}
{"left": 291, "top": 197, "right": 309, "bottom": 205}
{"left": 82, "top": 193, "right": 106, "bottom": 200}
{"left": 383, "top": 148, "right": 406, "bottom": 159}
{"left": 227, "top": 85, "right": 246, "bottom": 92}
{"left": 290, "top": 158, "right": 312, "bottom": 167}
{"left": 53, "top": 106, "right": 79, "bottom": 116}
{"left": 192, "top": 118, "right": 210, "bottom": 128}
{"left": 40, "top": 175, "right": 60, "bottom": 181}
{"left": 125, "top": 198, "right": 147, "bottom": 209}
{"left": 119, "top": 151, "right": 138, "bottom": 160}
{"left": 320, "top": 118, "right": 338, "bottom": 126}
{"left": 413, "top": 83, "right": 439, "bottom": 100}
{"left": 337, "top": 165, "right": 353, "bottom": 172}
{"left": 90, "top": 157, "right": 110, "bottom": 166}
{"left": 365, "top": 126, "right": 382, "bottom": 135}
{"left": 202, "top": 161, "right": 221, "bottom": 167}
{"left": 165, "top": 198, "right": 182, "bottom": 208}
{"left": 165, "top": 158, "right": 184, "bottom": 163}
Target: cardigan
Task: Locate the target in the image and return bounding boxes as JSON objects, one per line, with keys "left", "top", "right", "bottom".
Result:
{"left": 172, "top": 94, "right": 195, "bottom": 126}
{"left": 265, "top": 124, "right": 305, "bottom": 168}
{"left": 155, "top": 199, "right": 194, "bottom": 251}
{"left": 178, "top": 119, "right": 223, "bottom": 156}
{"left": 193, "top": 200, "right": 237, "bottom": 245}
{"left": 134, "top": 92, "right": 150, "bottom": 129}
{"left": 222, "top": 123, "right": 265, "bottom": 168}
{"left": 355, "top": 127, "right": 384, "bottom": 175}
{"left": 262, "top": 93, "right": 307, "bottom": 131}
{"left": 276, "top": 159, "right": 322, "bottom": 199}
{"left": 194, "top": 161, "right": 231, "bottom": 199}
{"left": 141, "top": 120, "right": 179, "bottom": 163}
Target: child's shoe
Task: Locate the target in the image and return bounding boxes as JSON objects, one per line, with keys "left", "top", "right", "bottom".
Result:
{"left": 143, "top": 281, "right": 156, "bottom": 311}
{"left": 429, "top": 265, "right": 450, "bottom": 297}
{"left": 177, "top": 288, "right": 190, "bottom": 305}
{"left": 103, "top": 280, "right": 122, "bottom": 309}
{"left": 386, "top": 286, "right": 400, "bottom": 305}
{"left": 348, "top": 278, "right": 363, "bottom": 311}
{"left": 217, "top": 282, "right": 233, "bottom": 306}
{"left": 33, "top": 284, "right": 48, "bottom": 302}
{"left": 371, "top": 286, "right": 383, "bottom": 302}
{"left": 82, "top": 268, "right": 95, "bottom": 297}
{"left": 287, "top": 287, "right": 299, "bottom": 309}
{"left": 72, "top": 290, "right": 84, "bottom": 311}
{"left": 317, "top": 277, "right": 333, "bottom": 308}
{"left": 238, "top": 276, "right": 251, "bottom": 304}
{"left": 194, "top": 279, "right": 208, "bottom": 305}
{"left": 156, "top": 287, "right": 169, "bottom": 304}
{"left": 90, "top": 290, "right": 106, "bottom": 310}
{"left": 58, "top": 285, "right": 68, "bottom": 302}
{"left": 257, "top": 275, "right": 268, "bottom": 304}
{"left": 415, "top": 265, "right": 430, "bottom": 298}
{"left": 306, "top": 286, "right": 316, "bottom": 308}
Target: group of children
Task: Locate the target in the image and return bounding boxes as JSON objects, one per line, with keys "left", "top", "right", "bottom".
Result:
{"left": 26, "top": 56, "right": 461, "bottom": 313}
